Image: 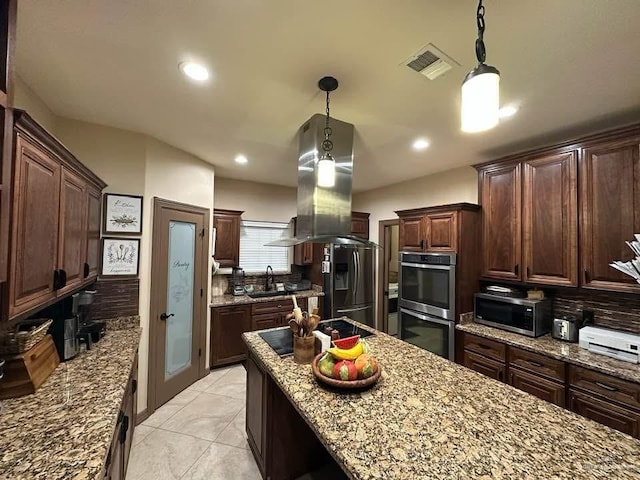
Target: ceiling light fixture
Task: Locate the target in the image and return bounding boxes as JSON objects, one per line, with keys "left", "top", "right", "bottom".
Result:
{"left": 179, "top": 61, "right": 209, "bottom": 82}
{"left": 499, "top": 105, "right": 518, "bottom": 118}
{"left": 412, "top": 138, "right": 430, "bottom": 150}
{"left": 234, "top": 154, "right": 248, "bottom": 165}
{"left": 461, "top": 0, "right": 500, "bottom": 133}
{"left": 317, "top": 76, "right": 339, "bottom": 188}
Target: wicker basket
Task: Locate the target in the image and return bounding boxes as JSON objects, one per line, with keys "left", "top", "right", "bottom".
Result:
{"left": 0, "top": 319, "right": 53, "bottom": 355}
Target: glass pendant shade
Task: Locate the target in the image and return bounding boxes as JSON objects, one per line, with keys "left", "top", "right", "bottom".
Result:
{"left": 317, "top": 155, "right": 336, "bottom": 188}
{"left": 461, "top": 64, "right": 500, "bottom": 133}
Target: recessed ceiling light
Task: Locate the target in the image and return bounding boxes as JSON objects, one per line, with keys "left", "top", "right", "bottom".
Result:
{"left": 412, "top": 138, "right": 430, "bottom": 151}
{"left": 179, "top": 62, "right": 209, "bottom": 82}
{"left": 499, "top": 105, "right": 518, "bottom": 119}
{"left": 235, "top": 154, "right": 248, "bottom": 165}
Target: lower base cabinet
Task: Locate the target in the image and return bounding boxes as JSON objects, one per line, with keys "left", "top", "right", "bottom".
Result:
{"left": 568, "top": 389, "right": 640, "bottom": 438}
{"left": 103, "top": 357, "right": 138, "bottom": 480}
{"left": 508, "top": 367, "right": 565, "bottom": 407}
{"left": 463, "top": 350, "right": 505, "bottom": 382}
{"left": 246, "top": 353, "right": 346, "bottom": 480}
{"left": 210, "top": 305, "right": 251, "bottom": 367}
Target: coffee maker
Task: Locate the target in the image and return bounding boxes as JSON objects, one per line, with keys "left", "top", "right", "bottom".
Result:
{"left": 232, "top": 267, "right": 245, "bottom": 296}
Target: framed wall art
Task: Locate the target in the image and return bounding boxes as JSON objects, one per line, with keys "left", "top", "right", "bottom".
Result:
{"left": 101, "top": 237, "right": 140, "bottom": 277}
{"left": 103, "top": 193, "right": 143, "bottom": 235}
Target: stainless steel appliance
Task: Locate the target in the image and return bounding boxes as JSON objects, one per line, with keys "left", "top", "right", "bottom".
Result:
{"left": 50, "top": 316, "right": 80, "bottom": 361}
{"left": 232, "top": 267, "right": 245, "bottom": 296}
{"left": 399, "top": 252, "right": 456, "bottom": 320}
{"left": 398, "top": 252, "right": 457, "bottom": 360}
{"left": 324, "top": 244, "right": 375, "bottom": 327}
{"left": 474, "top": 293, "right": 552, "bottom": 337}
{"left": 552, "top": 316, "right": 583, "bottom": 342}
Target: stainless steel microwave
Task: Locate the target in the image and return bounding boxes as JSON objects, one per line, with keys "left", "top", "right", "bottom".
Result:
{"left": 474, "top": 293, "right": 552, "bottom": 337}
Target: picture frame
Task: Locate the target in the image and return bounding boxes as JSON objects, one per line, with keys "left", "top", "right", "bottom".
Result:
{"left": 101, "top": 237, "right": 140, "bottom": 277}
{"left": 103, "top": 193, "right": 143, "bottom": 235}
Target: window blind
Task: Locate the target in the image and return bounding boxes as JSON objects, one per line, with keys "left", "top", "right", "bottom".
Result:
{"left": 238, "top": 220, "right": 292, "bottom": 273}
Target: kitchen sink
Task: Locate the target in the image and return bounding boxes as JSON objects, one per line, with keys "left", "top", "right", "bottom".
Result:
{"left": 247, "top": 290, "right": 288, "bottom": 298}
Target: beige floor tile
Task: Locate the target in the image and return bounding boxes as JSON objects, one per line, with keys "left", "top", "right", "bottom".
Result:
{"left": 181, "top": 443, "right": 262, "bottom": 480}
{"left": 215, "top": 408, "right": 248, "bottom": 449}
{"left": 141, "top": 403, "right": 184, "bottom": 428}
{"left": 125, "top": 429, "right": 210, "bottom": 480}
{"left": 206, "top": 365, "right": 247, "bottom": 399}
{"left": 187, "top": 367, "right": 234, "bottom": 392}
{"left": 159, "top": 392, "right": 243, "bottom": 441}
{"left": 132, "top": 424, "right": 155, "bottom": 446}
{"left": 166, "top": 388, "right": 201, "bottom": 406}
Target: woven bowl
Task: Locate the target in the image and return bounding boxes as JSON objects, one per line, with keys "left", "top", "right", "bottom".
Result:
{"left": 311, "top": 353, "right": 381, "bottom": 390}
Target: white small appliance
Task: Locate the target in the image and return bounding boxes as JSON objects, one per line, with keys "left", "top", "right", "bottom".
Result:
{"left": 578, "top": 326, "right": 640, "bottom": 364}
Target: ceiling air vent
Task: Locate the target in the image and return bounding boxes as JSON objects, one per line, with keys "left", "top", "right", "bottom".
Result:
{"left": 404, "top": 43, "right": 459, "bottom": 80}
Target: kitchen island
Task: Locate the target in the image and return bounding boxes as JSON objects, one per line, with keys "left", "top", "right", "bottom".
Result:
{"left": 243, "top": 320, "right": 640, "bottom": 480}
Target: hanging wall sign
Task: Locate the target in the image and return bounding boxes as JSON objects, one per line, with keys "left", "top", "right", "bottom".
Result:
{"left": 103, "top": 193, "right": 143, "bottom": 235}
{"left": 101, "top": 237, "right": 140, "bottom": 277}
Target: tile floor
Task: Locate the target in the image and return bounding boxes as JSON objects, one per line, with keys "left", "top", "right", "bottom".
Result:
{"left": 126, "top": 364, "right": 262, "bottom": 480}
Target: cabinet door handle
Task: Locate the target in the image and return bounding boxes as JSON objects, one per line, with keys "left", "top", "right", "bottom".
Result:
{"left": 119, "top": 415, "right": 129, "bottom": 444}
{"left": 478, "top": 344, "right": 491, "bottom": 350}
{"left": 514, "top": 264, "right": 519, "bottom": 275}
{"left": 419, "top": 239, "right": 425, "bottom": 250}
{"left": 132, "top": 379, "right": 137, "bottom": 394}
{"left": 526, "top": 266, "right": 530, "bottom": 277}
{"left": 498, "top": 370, "right": 503, "bottom": 382}
{"left": 584, "top": 269, "right": 590, "bottom": 283}
{"left": 83, "top": 262, "right": 90, "bottom": 278}
{"left": 595, "top": 381, "right": 618, "bottom": 392}
{"left": 528, "top": 360, "right": 544, "bottom": 367}
{"left": 60, "top": 269, "right": 67, "bottom": 287}
{"left": 53, "top": 270, "right": 60, "bottom": 290}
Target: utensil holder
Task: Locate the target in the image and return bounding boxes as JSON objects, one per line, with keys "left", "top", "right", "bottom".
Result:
{"left": 293, "top": 335, "right": 315, "bottom": 364}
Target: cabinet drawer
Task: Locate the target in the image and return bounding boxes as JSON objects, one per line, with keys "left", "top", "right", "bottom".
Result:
{"left": 508, "top": 367, "right": 565, "bottom": 407}
{"left": 462, "top": 333, "right": 506, "bottom": 362}
{"left": 568, "top": 365, "right": 640, "bottom": 411}
{"left": 508, "top": 347, "right": 565, "bottom": 383}
{"left": 463, "top": 350, "right": 506, "bottom": 382}
{"left": 252, "top": 313, "right": 280, "bottom": 331}
{"left": 569, "top": 389, "right": 640, "bottom": 438}
{"left": 252, "top": 299, "right": 292, "bottom": 315}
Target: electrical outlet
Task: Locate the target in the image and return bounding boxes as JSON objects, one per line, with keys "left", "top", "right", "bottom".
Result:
{"left": 582, "top": 309, "right": 595, "bottom": 325}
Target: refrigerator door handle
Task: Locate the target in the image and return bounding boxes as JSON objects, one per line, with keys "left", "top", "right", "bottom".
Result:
{"left": 337, "top": 305, "right": 372, "bottom": 314}
{"left": 352, "top": 250, "right": 359, "bottom": 304}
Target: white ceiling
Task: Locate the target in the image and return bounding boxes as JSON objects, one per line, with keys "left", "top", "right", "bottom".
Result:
{"left": 15, "top": 1, "right": 640, "bottom": 192}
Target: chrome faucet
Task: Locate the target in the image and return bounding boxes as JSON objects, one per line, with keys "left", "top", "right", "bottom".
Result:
{"left": 265, "top": 265, "right": 275, "bottom": 291}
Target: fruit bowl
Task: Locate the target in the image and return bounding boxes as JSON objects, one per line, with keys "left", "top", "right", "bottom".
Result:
{"left": 311, "top": 353, "right": 382, "bottom": 390}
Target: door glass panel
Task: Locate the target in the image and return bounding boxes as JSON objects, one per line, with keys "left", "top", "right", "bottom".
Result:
{"left": 165, "top": 221, "right": 196, "bottom": 380}
{"left": 400, "top": 311, "right": 450, "bottom": 358}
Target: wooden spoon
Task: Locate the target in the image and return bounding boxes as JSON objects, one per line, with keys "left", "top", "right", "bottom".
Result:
{"left": 307, "top": 314, "right": 320, "bottom": 336}
{"left": 288, "top": 319, "right": 301, "bottom": 337}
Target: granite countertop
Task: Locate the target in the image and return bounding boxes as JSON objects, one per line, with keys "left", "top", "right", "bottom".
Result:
{"left": 0, "top": 317, "right": 141, "bottom": 480}
{"left": 210, "top": 288, "right": 324, "bottom": 307}
{"left": 456, "top": 321, "right": 640, "bottom": 383}
{"left": 244, "top": 321, "right": 640, "bottom": 480}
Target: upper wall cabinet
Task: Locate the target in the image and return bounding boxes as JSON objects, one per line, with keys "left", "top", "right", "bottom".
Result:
{"left": 350, "top": 211, "right": 370, "bottom": 239}
{"left": 213, "top": 209, "right": 243, "bottom": 268}
{"left": 6, "top": 111, "right": 106, "bottom": 321}
{"left": 476, "top": 123, "right": 640, "bottom": 292}
{"left": 523, "top": 152, "right": 578, "bottom": 286}
{"left": 580, "top": 135, "right": 640, "bottom": 293}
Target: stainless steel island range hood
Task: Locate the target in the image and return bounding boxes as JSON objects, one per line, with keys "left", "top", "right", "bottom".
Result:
{"left": 268, "top": 113, "right": 377, "bottom": 248}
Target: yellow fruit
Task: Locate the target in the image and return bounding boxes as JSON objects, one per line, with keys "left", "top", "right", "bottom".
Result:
{"left": 327, "top": 340, "right": 364, "bottom": 361}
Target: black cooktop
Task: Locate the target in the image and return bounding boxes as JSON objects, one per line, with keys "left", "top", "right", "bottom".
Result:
{"left": 258, "top": 319, "right": 374, "bottom": 357}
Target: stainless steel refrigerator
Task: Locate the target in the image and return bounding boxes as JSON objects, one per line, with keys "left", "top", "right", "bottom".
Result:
{"left": 324, "top": 245, "right": 375, "bottom": 327}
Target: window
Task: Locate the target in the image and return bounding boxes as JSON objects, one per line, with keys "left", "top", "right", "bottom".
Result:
{"left": 239, "top": 220, "right": 292, "bottom": 273}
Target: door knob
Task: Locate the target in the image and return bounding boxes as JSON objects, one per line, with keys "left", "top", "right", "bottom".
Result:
{"left": 160, "top": 313, "right": 174, "bottom": 321}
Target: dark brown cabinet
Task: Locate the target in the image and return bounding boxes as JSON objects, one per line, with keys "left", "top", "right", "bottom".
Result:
{"left": 251, "top": 297, "right": 307, "bottom": 330}
{"left": 425, "top": 212, "right": 457, "bottom": 252}
{"left": 213, "top": 209, "right": 243, "bottom": 268}
{"left": 398, "top": 214, "right": 425, "bottom": 252}
{"left": 523, "top": 152, "right": 578, "bottom": 286}
{"left": 58, "top": 168, "right": 87, "bottom": 295}
{"left": 580, "top": 136, "right": 640, "bottom": 293}
{"left": 479, "top": 163, "right": 522, "bottom": 281}
{"left": 463, "top": 350, "right": 505, "bottom": 382}
{"left": 292, "top": 217, "right": 314, "bottom": 266}
{"left": 210, "top": 305, "right": 251, "bottom": 367}
{"left": 246, "top": 354, "right": 267, "bottom": 477}
{"left": 350, "top": 211, "right": 370, "bottom": 239}
{"left": 102, "top": 357, "right": 138, "bottom": 479}
{"left": 4, "top": 112, "right": 106, "bottom": 322}
{"left": 509, "top": 368, "right": 565, "bottom": 407}
{"left": 9, "top": 134, "right": 61, "bottom": 318}
{"left": 85, "top": 186, "right": 102, "bottom": 280}
{"left": 569, "top": 390, "right": 639, "bottom": 439}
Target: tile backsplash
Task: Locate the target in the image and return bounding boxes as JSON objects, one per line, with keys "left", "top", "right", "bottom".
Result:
{"left": 552, "top": 289, "right": 640, "bottom": 334}
{"left": 212, "top": 270, "right": 306, "bottom": 296}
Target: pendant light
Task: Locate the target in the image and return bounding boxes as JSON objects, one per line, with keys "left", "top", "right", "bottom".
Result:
{"left": 461, "top": 0, "right": 500, "bottom": 133}
{"left": 317, "top": 76, "right": 338, "bottom": 188}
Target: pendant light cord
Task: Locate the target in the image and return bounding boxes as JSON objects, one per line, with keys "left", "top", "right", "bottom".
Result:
{"left": 475, "top": 0, "right": 487, "bottom": 64}
{"left": 322, "top": 90, "right": 333, "bottom": 154}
